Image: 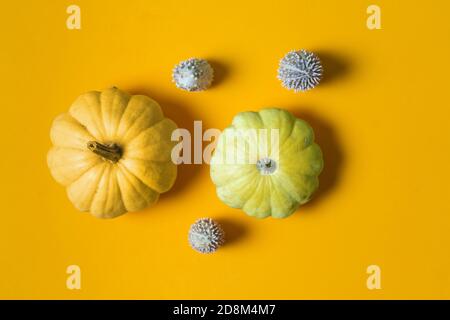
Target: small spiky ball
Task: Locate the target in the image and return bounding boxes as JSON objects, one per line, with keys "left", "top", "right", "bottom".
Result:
{"left": 188, "top": 218, "right": 225, "bottom": 254}
{"left": 172, "top": 58, "right": 214, "bottom": 91}
{"left": 277, "top": 50, "right": 323, "bottom": 92}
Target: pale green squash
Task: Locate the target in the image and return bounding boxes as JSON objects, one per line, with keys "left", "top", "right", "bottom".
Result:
{"left": 210, "top": 108, "right": 323, "bottom": 218}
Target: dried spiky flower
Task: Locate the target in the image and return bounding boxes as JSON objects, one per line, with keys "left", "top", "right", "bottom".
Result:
{"left": 188, "top": 218, "right": 225, "bottom": 254}
{"left": 172, "top": 58, "right": 214, "bottom": 91}
{"left": 277, "top": 50, "right": 323, "bottom": 92}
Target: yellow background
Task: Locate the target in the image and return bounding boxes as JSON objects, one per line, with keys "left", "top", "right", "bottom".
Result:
{"left": 1, "top": 0, "right": 449, "bottom": 299}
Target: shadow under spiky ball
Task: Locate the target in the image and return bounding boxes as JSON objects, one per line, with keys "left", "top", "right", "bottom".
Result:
{"left": 277, "top": 50, "right": 323, "bottom": 92}
{"left": 188, "top": 218, "right": 225, "bottom": 254}
{"left": 172, "top": 58, "right": 214, "bottom": 91}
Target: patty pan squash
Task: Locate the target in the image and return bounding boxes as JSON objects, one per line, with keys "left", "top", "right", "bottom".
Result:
{"left": 47, "top": 87, "right": 177, "bottom": 219}
{"left": 210, "top": 108, "right": 323, "bottom": 218}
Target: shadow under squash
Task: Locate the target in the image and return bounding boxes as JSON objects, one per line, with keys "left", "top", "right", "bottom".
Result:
{"left": 207, "top": 58, "right": 230, "bottom": 88}
{"left": 216, "top": 218, "right": 248, "bottom": 247}
{"left": 316, "top": 50, "right": 352, "bottom": 86}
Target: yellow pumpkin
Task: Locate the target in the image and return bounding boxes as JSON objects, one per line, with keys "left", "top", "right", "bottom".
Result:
{"left": 47, "top": 88, "right": 177, "bottom": 219}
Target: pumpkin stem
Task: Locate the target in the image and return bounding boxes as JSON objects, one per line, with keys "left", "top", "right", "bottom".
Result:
{"left": 87, "top": 141, "right": 122, "bottom": 163}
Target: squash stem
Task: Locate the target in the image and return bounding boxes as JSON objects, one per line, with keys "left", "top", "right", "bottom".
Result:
{"left": 256, "top": 157, "right": 277, "bottom": 175}
{"left": 87, "top": 141, "right": 122, "bottom": 163}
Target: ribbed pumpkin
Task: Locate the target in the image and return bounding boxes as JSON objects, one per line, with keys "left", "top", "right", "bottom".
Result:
{"left": 210, "top": 108, "right": 323, "bottom": 218}
{"left": 47, "top": 87, "right": 177, "bottom": 218}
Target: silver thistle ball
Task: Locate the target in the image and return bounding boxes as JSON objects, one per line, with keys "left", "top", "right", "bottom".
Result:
{"left": 172, "top": 58, "right": 214, "bottom": 91}
{"left": 277, "top": 50, "right": 323, "bottom": 92}
{"left": 188, "top": 218, "right": 225, "bottom": 254}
